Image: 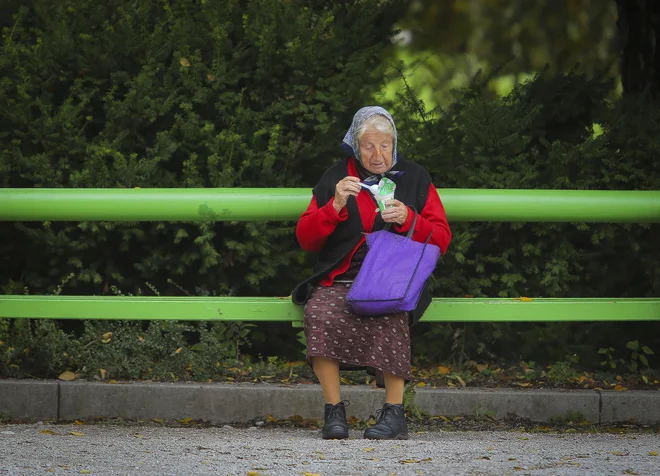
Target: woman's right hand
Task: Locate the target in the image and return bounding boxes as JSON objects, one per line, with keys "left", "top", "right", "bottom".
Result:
{"left": 333, "top": 176, "right": 361, "bottom": 213}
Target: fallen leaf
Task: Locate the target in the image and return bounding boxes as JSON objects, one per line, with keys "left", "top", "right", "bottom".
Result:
{"left": 623, "top": 470, "right": 639, "bottom": 475}
{"left": 520, "top": 297, "right": 533, "bottom": 302}
{"left": 642, "top": 376, "right": 649, "bottom": 384}
{"left": 648, "top": 451, "right": 658, "bottom": 456}
{"left": 476, "top": 364, "right": 488, "bottom": 372}
{"left": 175, "top": 347, "right": 183, "bottom": 354}
{"left": 74, "top": 420, "right": 84, "bottom": 425}
{"left": 400, "top": 459, "right": 420, "bottom": 463}
{"left": 179, "top": 57, "right": 191, "bottom": 67}
{"left": 509, "top": 458, "right": 517, "bottom": 461}
{"left": 517, "top": 436, "right": 529, "bottom": 441}
{"left": 455, "top": 375, "right": 466, "bottom": 387}
{"left": 363, "top": 448, "right": 375, "bottom": 452}
{"left": 80, "top": 471, "right": 91, "bottom": 474}
{"left": 137, "top": 336, "right": 144, "bottom": 342}
{"left": 439, "top": 415, "right": 451, "bottom": 423}
{"left": 416, "top": 382, "right": 426, "bottom": 387}
{"left": 99, "top": 368, "right": 106, "bottom": 380}
{"left": 58, "top": 371, "right": 76, "bottom": 381}
{"left": 152, "top": 418, "right": 164, "bottom": 424}
{"left": 437, "top": 366, "right": 450, "bottom": 375}
{"left": 40, "top": 429, "right": 62, "bottom": 435}
{"left": 300, "top": 473, "right": 321, "bottom": 476}
{"left": 133, "top": 434, "right": 144, "bottom": 438}
{"left": 475, "top": 456, "right": 490, "bottom": 460}
{"left": 515, "top": 382, "right": 532, "bottom": 387}
{"left": 179, "top": 418, "right": 193, "bottom": 424}
{"left": 614, "top": 385, "right": 628, "bottom": 391}
{"left": 70, "top": 431, "right": 84, "bottom": 436}
{"left": 265, "top": 414, "right": 277, "bottom": 423}
{"left": 609, "top": 451, "right": 630, "bottom": 456}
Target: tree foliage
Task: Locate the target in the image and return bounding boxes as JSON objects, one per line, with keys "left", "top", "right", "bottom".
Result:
{"left": 0, "top": 0, "right": 407, "bottom": 297}
{"left": 389, "top": 69, "right": 659, "bottom": 366}
{"left": 0, "top": 0, "right": 657, "bottom": 372}
{"left": 400, "top": 0, "right": 618, "bottom": 76}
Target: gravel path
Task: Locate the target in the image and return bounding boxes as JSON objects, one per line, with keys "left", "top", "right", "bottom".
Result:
{"left": 1, "top": 423, "right": 658, "bottom": 475}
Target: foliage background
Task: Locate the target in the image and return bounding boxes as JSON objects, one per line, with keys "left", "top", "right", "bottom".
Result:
{"left": 0, "top": 0, "right": 658, "bottom": 379}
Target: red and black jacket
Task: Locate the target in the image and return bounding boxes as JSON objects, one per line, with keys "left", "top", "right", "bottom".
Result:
{"left": 292, "top": 156, "right": 451, "bottom": 324}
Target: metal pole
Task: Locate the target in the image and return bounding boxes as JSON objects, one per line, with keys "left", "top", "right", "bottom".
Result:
{"left": 0, "top": 188, "right": 658, "bottom": 223}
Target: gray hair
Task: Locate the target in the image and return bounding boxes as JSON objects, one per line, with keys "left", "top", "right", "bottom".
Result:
{"left": 355, "top": 114, "right": 395, "bottom": 143}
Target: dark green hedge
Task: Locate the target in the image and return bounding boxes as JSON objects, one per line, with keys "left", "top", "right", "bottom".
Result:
{"left": 1, "top": 1, "right": 658, "bottom": 376}
{"left": 390, "top": 71, "right": 659, "bottom": 367}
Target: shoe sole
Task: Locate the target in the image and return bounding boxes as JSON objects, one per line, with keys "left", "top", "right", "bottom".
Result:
{"left": 364, "top": 433, "right": 409, "bottom": 440}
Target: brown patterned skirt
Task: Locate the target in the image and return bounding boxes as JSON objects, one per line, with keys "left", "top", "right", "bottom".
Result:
{"left": 303, "top": 246, "right": 412, "bottom": 380}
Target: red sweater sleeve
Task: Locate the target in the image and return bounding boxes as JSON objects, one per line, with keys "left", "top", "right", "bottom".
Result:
{"left": 296, "top": 196, "right": 348, "bottom": 252}
{"left": 394, "top": 184, "right": 452, "bottom": 254}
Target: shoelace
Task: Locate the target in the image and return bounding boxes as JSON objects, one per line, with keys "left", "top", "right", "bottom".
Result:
{"left": 372, "top": 405, "right": 398, "bottom": 425}
{"left": 328, "top": 400, "right": 350, "bottom": 420}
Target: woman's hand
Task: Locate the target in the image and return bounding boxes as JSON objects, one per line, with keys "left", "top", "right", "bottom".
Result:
{"left": 333, "top": 176, "right": 361, "bottom": 213}
{"left": 381, "top": 199, "right": 409, "bottom": 225}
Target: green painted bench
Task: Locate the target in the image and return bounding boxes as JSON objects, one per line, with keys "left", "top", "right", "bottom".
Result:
{"left": 1, "top": 188, "right": 658, "bottom": 325}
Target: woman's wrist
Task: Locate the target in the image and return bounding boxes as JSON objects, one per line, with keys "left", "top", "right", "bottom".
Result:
{"left": 398, "top": 207, "right": 408, "bottom": 225}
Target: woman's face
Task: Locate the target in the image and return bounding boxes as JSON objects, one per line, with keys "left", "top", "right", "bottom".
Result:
{"left": 359, "top": 129, "right": 393, "bottom": 175}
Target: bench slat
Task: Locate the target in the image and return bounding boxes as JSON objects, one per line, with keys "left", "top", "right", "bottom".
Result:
{"left": 0, "top": 296, "right": 658, "bottom": 322}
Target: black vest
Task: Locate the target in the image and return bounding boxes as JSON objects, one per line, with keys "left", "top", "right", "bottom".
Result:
{"left": 292, "top": 157, "right": 433, "bottom": 324}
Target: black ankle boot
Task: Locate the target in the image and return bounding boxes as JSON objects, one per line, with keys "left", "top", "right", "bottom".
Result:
{"left": 322, "top": 401, "right": 349, "bottom": 439}
{"left": 363, "top": 403, "right": 408, "bottom": 440}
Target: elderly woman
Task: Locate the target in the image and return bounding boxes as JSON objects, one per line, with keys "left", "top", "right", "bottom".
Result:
{"left": 292, "top": 106, "right": 451, "bottom": 440}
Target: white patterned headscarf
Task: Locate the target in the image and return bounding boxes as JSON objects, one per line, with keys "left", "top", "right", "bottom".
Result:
{"left": 342, "top": 106, "right": 401, "bottom": 184}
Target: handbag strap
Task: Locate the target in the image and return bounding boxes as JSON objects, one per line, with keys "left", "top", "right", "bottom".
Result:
{"left": 382, "top": 206, "right": 433, "bottom": 243}
{"left": 383, "top": 206, "right": 418, "bottom": 239}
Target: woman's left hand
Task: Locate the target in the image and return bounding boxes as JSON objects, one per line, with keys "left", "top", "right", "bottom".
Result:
{"left": 381, "top": 199, "right": 409, "bottom": 225}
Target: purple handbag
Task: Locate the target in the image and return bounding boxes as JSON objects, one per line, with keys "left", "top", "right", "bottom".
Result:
{"left": 346, "top": 211, "right": 440, "bottom": 316}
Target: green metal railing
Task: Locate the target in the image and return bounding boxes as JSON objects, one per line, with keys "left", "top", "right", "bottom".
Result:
{"left": 0, "top": 188, "right": 659, "bottom": 325}
{"left": 1, "top": 188, "right": 659, "bottom": 222}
